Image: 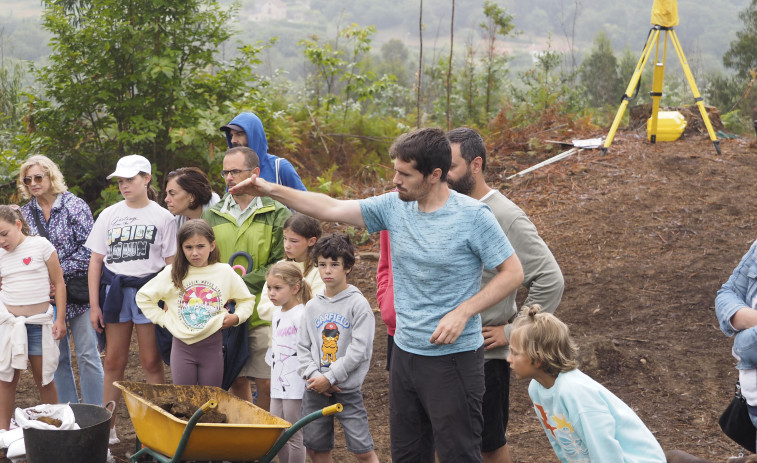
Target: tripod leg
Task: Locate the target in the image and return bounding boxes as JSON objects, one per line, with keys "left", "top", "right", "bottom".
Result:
{"left": 602, "top": 30, "right": 660, "bottom": 155}
{"left": 669, "top": 30, "right": 721, "bottom": 154}
{"left": 648, "top": 30, "right": 669, "bottom": 144}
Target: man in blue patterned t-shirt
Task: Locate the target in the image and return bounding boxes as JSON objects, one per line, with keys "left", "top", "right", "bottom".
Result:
{"left": 229, "top": 127, "right": 524, "bottom": 463}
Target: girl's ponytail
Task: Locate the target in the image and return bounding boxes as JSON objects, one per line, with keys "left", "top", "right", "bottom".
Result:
{"left": 139, "top": 172, "right": 159, "bottom": 201}
{"left": 298, "top": 278, "right": 313, "bottom": 305}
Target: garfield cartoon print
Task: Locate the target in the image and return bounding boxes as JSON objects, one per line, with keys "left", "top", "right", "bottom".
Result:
{"left": 321, "top": 322, "right": 340, "bottom": 365}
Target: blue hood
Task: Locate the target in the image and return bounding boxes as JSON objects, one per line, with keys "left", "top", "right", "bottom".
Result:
{"left": 222, "top": 112, "right": 271, "bottom": 162}
{"left": 220, "top": 112, "right": 307, "bottom": 191}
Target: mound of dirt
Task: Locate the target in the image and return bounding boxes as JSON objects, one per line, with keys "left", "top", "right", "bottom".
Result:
{"left": 499, "top": 132, "right": 755, "bottom": 461}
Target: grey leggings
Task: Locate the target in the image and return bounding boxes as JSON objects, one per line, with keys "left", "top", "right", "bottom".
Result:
{"left": 170, "top": 331, "right": 223, "bottom": 387}
{"left": 270, "top": 398, "right": 305, "bottom": 463}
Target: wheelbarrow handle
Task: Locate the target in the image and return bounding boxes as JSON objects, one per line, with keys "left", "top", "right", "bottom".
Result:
{"left": 259, "top": 402, "right": 344, "bottom": 463}
{"left": 200, "top": 399, "right": 218, "bottom": 413}
{"left": 321, "top": 403, "right": 343, "bottom": 417}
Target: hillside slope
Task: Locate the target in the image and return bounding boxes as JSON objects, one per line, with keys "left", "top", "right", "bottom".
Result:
{"left": 500, "top": 132, "right": 756, "bottom": 460}
{"left": 341, "top": 130, "right": 757, "bottom": 461}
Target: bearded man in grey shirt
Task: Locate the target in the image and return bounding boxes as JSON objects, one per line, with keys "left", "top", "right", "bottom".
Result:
{"left": 447, "top": 127, "right": 565, "bottom": 463}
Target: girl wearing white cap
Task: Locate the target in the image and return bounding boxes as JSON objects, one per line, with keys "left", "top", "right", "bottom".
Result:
{"left": 85, "top": 154, "right": 177, "bottom": 443}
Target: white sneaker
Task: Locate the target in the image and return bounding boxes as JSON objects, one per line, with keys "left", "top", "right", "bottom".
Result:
{"left": 108, "top": 427, "right": 120, "bottom": 445}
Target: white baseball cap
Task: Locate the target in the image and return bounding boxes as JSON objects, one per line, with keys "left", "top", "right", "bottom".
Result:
{"left": 107, "top": 155, "right": 152, "bottom": 180}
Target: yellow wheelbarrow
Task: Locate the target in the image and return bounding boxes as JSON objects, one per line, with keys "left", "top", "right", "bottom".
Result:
{"left": 115, "top": 381, "right": 342, "bottom": 462}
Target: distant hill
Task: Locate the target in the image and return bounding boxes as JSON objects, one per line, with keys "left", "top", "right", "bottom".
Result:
{"left": 0, "top": 0, "right": 742, "bottom": 75}
{"left": 239, "top": 0, "right": 740, "bottom": 77}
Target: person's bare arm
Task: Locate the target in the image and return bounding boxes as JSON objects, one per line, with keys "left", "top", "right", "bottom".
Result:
{"left": 430, "top": 253, "right": 524, "bottom": 345}
{"left": 89, "top": 252, "right": 105, "bottom": 333}
{"left": 45, "top": 251, "right": 67, "bottom": 340}
{"left": 230, "top": 174, "right": 365, "bottom": 226}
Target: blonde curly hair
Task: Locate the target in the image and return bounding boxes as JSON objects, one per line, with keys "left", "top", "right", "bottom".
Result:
{"left": 17, "top": 155, "right": 68, "bottom": 200}
{"left": 510, "top": 305, "right": 578, "bottom": 376}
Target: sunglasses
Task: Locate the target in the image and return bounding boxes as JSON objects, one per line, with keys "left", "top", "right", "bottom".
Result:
{"left": 23, "top": 174, "right": 47, "bottom": 186}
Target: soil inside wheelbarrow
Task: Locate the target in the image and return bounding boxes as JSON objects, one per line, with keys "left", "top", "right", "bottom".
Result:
{"left": 149, "top": 394, "right": 228, "bottom": 424}
{"left": 10, "top": 133, "right": 757, "bottom": 462}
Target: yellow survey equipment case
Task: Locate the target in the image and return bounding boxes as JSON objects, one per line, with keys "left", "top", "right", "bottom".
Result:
{"left": 647, "top": 110, "right": 687, "bottom": 142}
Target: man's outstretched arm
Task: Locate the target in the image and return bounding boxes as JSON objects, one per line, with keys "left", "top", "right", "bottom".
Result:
{"left": 230, "top": 174, "right": 365, "bottom": 227}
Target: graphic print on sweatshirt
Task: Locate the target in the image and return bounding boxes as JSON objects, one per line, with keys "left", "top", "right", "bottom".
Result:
{"left": 535, "top": 404, "right": 590, "bottom": 462}
{"left": 105, "top": 216, "right": 157, "bottom": 264}
{"left": 178, "top": 283, "right": 222, "bottom": 330}
{"left": 315, "top": 312, "right": 351, "bottom": 368}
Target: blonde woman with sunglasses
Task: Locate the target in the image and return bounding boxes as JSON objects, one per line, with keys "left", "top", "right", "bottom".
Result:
{"left": 18, "top": 155, "right": 104, "bottom": 407}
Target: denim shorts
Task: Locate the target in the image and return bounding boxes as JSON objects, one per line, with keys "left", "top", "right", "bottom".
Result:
{"left": 106, "top": 286, "right": 151, "bottom": 324}
{"left": 26, "top": 324, "right": 42, "bottom": 356}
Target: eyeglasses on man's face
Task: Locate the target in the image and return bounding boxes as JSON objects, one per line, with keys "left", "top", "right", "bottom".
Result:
{"left": 221, "top": 168, "right": 254, "bottom": 177}
{"left": 23, "top": 174, "right": 47, "bottom": 186}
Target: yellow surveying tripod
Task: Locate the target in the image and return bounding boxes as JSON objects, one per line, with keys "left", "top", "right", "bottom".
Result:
{"left": 601, "top": 0, "right": 720, "bottom": 155}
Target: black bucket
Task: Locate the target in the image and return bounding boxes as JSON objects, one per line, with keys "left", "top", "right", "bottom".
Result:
{"left": 23, "top": 402, "right": 113, "bottom": 463}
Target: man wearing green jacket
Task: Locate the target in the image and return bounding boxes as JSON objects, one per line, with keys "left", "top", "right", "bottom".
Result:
{"left": 203, "top": 146, "right": 291, "bottom": 410}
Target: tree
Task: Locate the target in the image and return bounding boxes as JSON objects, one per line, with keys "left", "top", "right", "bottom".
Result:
{"left": 459, "top": 35, "right": 479, "bottom": 123}
{"left": 34, "top": 0, "right": 266, "bottom": 206}
{"left": 617, "top": 47, "right": 637, "bottom": 91}
{"left": 721, "top": 0, "right": 757, "bottom": 119}
{"left": 417, "top": 0, "right": 423, "bottom": 128}
{"left": 300, "top": 30, "right": 346, "bottom": 108}
{"left": 446, "top": 0, "right": 454, "bottom": 130}
{"left": 480, "top": 0, "right": 515, "bottom": 117}
{"left": 579, "top": 31, "right": 622, "bottom": 108}
{"left": 0, "top": 31, "right": 28, "bottom": 190}
{"left": 299, "top": 23, "right": 393, "bottom": 113}
{"left": 379, "top": 39, "right": 411, "bottom": 86}
{"left": 559, "top": 0, "right": 581, "bottom": 74}
{"left": 510, "top": 38, "right": 583, "bottom": 120}
{"left": 723, "top": 0, "right": 757, "bottom": 76}
{"left": 0, "top": 29, "right": 23, "bottom": 146}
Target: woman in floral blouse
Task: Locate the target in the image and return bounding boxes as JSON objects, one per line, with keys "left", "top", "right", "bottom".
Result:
{"left": 18, "top": 155, "right": 104, "bottom": 405}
